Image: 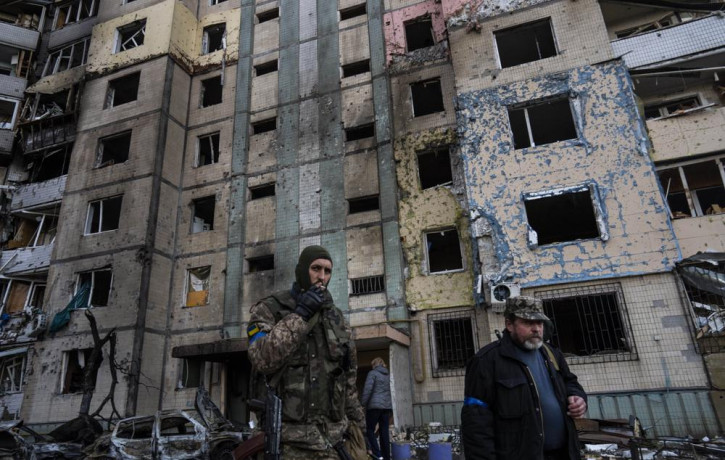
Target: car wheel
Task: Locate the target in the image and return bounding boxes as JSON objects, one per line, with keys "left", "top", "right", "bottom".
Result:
{"left": 210, "top": 441, "right": 238, "bottom": 460}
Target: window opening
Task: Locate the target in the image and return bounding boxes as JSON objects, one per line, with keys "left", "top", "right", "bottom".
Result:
{"left": 350, "top": 275, "right": 385, "bottom": 296}
{"left": 428, "top": 310, "right": 476, "bottom": 377}
{"left": 340, "top": 4, "right": 366, "bottom": 21}
{"left": 85, "top": 196, "right": 123, "bottom": 234}
{"left": 211, "top": 0, "right": 228, "bottom": 4}
{"left": 197, "top": 132, "right": 220, "bottom": 167}
{"left": 191, "top": 196, "right": 215, "bottom": 233}
{"left": 180, "top": 359, "right": 204, "bottom": 388}
{"left": 538, "top": 283, "right": 635, "bottom": 363}
{"left": 202, "top": 23, "right": 226, "bottom": 54}
{"left": 405, "top": 17, "right": 434, "bottom": 52}
{"left": 255, "top": 60, "right": 278, "bottom": 76}
{"left": 0, "top": 354, "right": 26, "bottom": 393}
{"left": 524, "top": 186, "right": 602, "bottom": 246}
{"left": 508, "top": 98, "right": 576, "bottom": 149}
{"left": 418, "top": 147, "right": 452, "bottom": 189}
{"left": 677, "top": 256, "right": 725, "bottom": 354}
{"left": 248, "top": 255, "right": 274, "bottom": 272}
{"left": 644, "top": 96, "right": 702, "bottom": 120}
{"left": 0, "top": 99, "right": 19, "bottom": 130}
{"left": 106, "top": 72, "right": 141, "bottom": 108}
{"left": 186, "top": 266, "right": 210, "bottom": 307}
{"left": 116, "top": 19, "right": 146, "bottom": 53}
{"left": 411, "top": 78, "right": 444, "bottom": 117}
{"left": 342, "top": 60, "right": 370, "bottom": 78}
{"left": 77, "top": 268, "right": 113, "bottom": 307}
{"left": 348, "top": 195, "right": 379, "bottom": 214}
{"left": 658, "top": 157, "right": 725, "bottom": 218}
{"left": 29, "top": 284, "right": 46, "bottom": 309}
{"left": 257, "top": 8, "right": 279, "bottom": 23}
{"left": 160, "top": 416, "right": 197, "bottom": 436}
{"left": 345, "top": 123, "right": 375, "bottom": 142}
{"left": 252, "top": 118, "right": 276, "bottom": 134}
{"left": 61, "top": 349, "right": 94, "bottom": 394}
{"left": 425, "top": 228, "right": 463, "bottom": 273}
{"left": 614, "top": 12, "right": 703, "bottom": 39}
{"left": 42, "top": 38, "right": 91, "bottom": 77}
{"left": 201, "top": 76, "right": 223, "bottom": 107}
{"left": 30, "top": 144, "right": 73, "bottom": 182}
{"left": 249, "top": 183, "right": 275, "bottom": 200}
{"left": 495, "top": 19, "right": 557, "bottom": 69}
{"left": 53, "top": 0, "right": 98, "bottom": 30}
{"left": 97, "top": 131, "right": 131, "bottom": 167}
{"left": 5, "top": 281, "right": 31, "bottom": 314}
{"left": 116, "top": 417, "right": 154, "bottom": 439}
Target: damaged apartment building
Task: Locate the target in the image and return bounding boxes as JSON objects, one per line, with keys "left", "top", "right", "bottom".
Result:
{"left": 0, "top": 0, "right": 723, "bottom": 440}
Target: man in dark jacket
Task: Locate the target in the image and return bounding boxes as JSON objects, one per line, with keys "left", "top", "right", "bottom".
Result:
{"left": 461, "top": 296, "right": 587, "bottom": 460}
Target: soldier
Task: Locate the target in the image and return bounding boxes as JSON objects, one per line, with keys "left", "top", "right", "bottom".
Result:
{"left": 247, "top": 245, "right": 365, "bottom": 459}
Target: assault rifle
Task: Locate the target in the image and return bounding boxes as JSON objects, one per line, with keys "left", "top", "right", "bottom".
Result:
{"left": 248, "top": 384, "right": 282, "bottom": 460}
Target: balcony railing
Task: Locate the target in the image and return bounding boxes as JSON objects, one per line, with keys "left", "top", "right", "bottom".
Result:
{"left": 0, "top": 244, "right": 53, "bottom": 277}
{"left": 647, "top": 105, "right": 725, "bottom": 162}
{"left": 18, "top": 113, "right": 76, "bottom": 154}
{"left": 10, "top": 176, "right": 66, "bottom": 211}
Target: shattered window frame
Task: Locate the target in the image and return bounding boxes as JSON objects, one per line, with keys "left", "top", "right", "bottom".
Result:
{"left": 185, "top": 266, "right": 211, "bottom": 307}
{"left": 42, "top": 37, "right": 91, "bottom": 77}
{"left": 428, "top": 309, "right": 477, "bottom": 378}
{"left": 60, "top": 348, "right": 94, "bottom": 394}
{"left": 410, "top": 78, "right": 445, "bottom": 117}
{"left": 677, "top": 255, "right": 725, "bottom": 354}
{"left": 536, "top": 283, "right": 638, "bottom": 365}
{"left": 105, "top": 72, "right": 141, "bottom": 108}
{"left": 644, "top": 94, "right": 706, "bottom": 120}
{"left": 1, "top": 280, "right": 45, "bottom": 315}
{"left": 52, "top": 0, "right": 98, "bottom": 31}
{"left": 424, "top": 228, "right": 465, "bottom": 274}
{"left": 417, "top": 147, "right": 453, "bottom": 190}
{"left": 210, "top": 0, "right": 228, "bottom": 5}
{"left": 191, "top": 196, "right": 216, "bottom": 233}
{"left": 202, "top": 23, "right": 226, "bottom": 55}
{"left": 0, "top": 353, "right": 26, "bottom": 394}
{"left": 523, "top": 183, "right": 609, "bottom": 248}
{"left": 196, "top": 132, "right": 221, "bottom": 167}
{"left": 84, "top": 195, "right": 123, "bottom": 235}
{"left": 76, "top": 267, "right": 113, "bottom": 308}
{"left": 200, "top": 76, "right": 223, "bottom": 108}
{"left": 656, "top": 155, "right": 725, "bottom": 218}
{"left": 494, "top": 18, "right": 558, "bottom": 69}
{"left": 96, "top": 130, "right": 132, "bottom": 168}
{"left": 179, "top": 359, "right": 204, "bottom": 388}
{"left": 404, "top": 16, "right": 435, "bottom": 52}
{"left": 0, "top": 98, "right": 20, "bottom": 130}
{"left": 507, "top": 97, "right": 578, "bottom": 149}
{"left": 114, "top": 19, "right": 147, "bottom": 53}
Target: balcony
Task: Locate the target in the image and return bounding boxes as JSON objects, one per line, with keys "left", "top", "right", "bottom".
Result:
{"left": 10, "top": 176, "right": 66, "bottom": 211}
{"left": 18, "top": 112, "right": 77, "bottom": 154}
{"left": 0, "top": 22, "right": 40, "bottom": 52}
{"left": 647, "top": 105, "right": 725, "bottom": 162}
{"left": 611, "top": 15, "right": 725, "bottom": 69}
{"left": 0, "top": 75, "right": 26, "bottom": 99}
{"left": 0, "top": 244, "right": 53, "bottom": 277}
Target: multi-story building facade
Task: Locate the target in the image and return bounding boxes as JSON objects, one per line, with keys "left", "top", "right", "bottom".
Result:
{"left": 0, "top": 0, "right": 721, "bottom": 439}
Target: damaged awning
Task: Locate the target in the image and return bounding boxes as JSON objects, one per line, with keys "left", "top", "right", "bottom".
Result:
{"left": 677, "top": 252, "right": 725, "bottom": 298}
{"left": 172, "top": 338, "right": 248, "bottom": 362}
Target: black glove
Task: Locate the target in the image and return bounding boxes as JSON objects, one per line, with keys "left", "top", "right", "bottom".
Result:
{"left": 294, "top": 287, "right": 325, "bottom": 321}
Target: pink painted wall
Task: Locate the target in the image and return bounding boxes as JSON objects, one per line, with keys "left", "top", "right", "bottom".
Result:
{"left": 382, "top": 1, "right": 447, "bottom": 63}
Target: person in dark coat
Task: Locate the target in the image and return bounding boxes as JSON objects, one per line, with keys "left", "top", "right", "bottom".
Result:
{"left": 360, "top": 357, "right": 392, "bottom": 460}
{"left": 461, "top": 296, "right": 587, "bottom": 460}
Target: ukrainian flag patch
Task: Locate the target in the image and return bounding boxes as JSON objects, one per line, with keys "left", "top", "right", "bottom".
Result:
{"left": 247, "top": 324, "right": 260, "bottom": 338}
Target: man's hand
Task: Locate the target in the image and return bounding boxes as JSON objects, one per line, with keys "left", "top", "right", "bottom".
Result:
{"left": 294, "top": 286, "right": 325, "bottom": 321}
{"left": 566, "top": 396, "right": 587, "bottom": 418}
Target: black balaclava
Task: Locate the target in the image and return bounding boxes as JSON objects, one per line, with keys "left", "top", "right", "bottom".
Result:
{"left": 295, "top": 245, "right": 333, "bottom": 291}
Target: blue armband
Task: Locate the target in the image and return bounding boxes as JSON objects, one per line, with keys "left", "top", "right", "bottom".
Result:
{"left": 464, "top": 396, "right": 488, "bottom": 408}
{"left": 247, "top": 323, "right": 267, "bottom": 344}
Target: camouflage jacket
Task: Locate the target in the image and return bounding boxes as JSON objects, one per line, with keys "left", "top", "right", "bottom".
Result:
{"left": 248, "top": 288, "right": 365, "bottom": 451}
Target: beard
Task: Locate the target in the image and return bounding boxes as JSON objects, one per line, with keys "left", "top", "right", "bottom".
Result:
{"left": 522, "top": 337, "right": 543, "bottom": 350}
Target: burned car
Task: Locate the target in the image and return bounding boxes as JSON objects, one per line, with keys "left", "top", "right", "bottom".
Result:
{"left": 0, "top": 420, "right": 84, "bottom": 459}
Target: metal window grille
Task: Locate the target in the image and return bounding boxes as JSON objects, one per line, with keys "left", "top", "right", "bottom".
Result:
{"left": 350, "top": 275, "right": 385, "bottom": 296}
{"left": 536, "top": 283, "right": 637, "bottom": 365}
{"left": 677, "top": 258, "right": 725, "bottom": 354}
{"left": 428, "top": 310, "right": 477, "bottom": 377}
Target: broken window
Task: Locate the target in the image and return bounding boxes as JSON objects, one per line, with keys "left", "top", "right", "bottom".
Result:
{"left": 5, "top": 214, "right": 58, "bottom": 250}
{"left": 77, "top": 268, "right": 113, "bottom": 307}
{"left": 4, "top": 281, "right": 31, "bottom": 314}
{"left": 252, "top": 118, "right": 276, "bottom": 135}
{"left": 677, "top": 254, "right": 725, "bottom": 353}
{"left": 418, "top": 147, "right": 453, "bottom": 189}
{"left": 405, "top": 16, "right": 434, "bottom": 52}
{"left": 495, "top": 19, "right": 557, "bottom": 69}
{"left": 348, "top": 195, "right": 379, "bottom": 214}
{"left": 191, "top": 196, "right": 215, "bottom": 233}
{"left": 197, "top": 132, "right": 220, "bottom": 167}
{"left": 508, "top": 98, "right": 577, "bottom": 149}
{"left": 350, "top": 275, "right": 385, "bottom": 296}
{"left": 116, "top": 416, "right": 154, "bottom": 439}
{"left": 60, "top": 348, "right": 94, "bottom": 394}
{"left": 657, "top": 157, "right": 725, "bottom": 218}
{"left": 202, "top": 23, "right": 226, "bottom": 54}
{"left": 249, "top": 183, "right": 275, "bottom": 200}
{"left": 644, "top": 95, "right": 703, "bottom": 120}
{"left": 85, "top": 196, "right": 123, "bottom": 234}
{"left": 0, "top": 98, "right": 19, "bottom": 130}
{"left": 0, "top": 353, "right": 26, "bottom": 394}
{"left": 29, "top": 284, "right": 46, "bottom": 309}
{"left": 524, "top": 184, "right": 606, "bottom": 246}
{"left": 345, "top": 123, "right": 375, "bottom": 142}
{"left": 538, "top": 284, "right": 635, "bottom": 362}
{"left": 115, "top": 19, "right": 146, "bottom": 53}
{"left": 53, "top": 0, "right": 98, "bottom": 30}
{"left": 160, "top": 415, "right": 197, "bottom": 436}
{"left": 340, "top": 4, "right": 366, "bottom": 21}
{"left": 255, "top": 60, "right": 278, "bottom": 76}
{"left": 428, "top": 310, "right": 476, "bottom": 377}
{"left": 97, "top": 131, "right": 131, "bottom": 168}
{"left": 257, "top": 8, "right": 279, "bottom": 23}
{"left": 105, "top": 72, "right": 141, "bottom": 108}
{"left": 28, "top": 144, "right": 73, "bottom": 182}
{"left": 247, "top": 255, "right": 274, "bottom": 273}
{"left": 42, "top": 37, "right": 91, "bottom": 77}
{"left": 411, "top": 78, "right": 444, "bottom": 117}
{"left": 342, "top": 60, "right": 370, "bottom": 78}
{"left": 425, "top": 228, "right": 463, "bottom": 273}
{"left": 201, "top": 76, "right": 223, "bottom": 107}
{"left": 614, "top": 12, "right": 702, "bottom": 39}
{"left": 210, "top": 0, "right": 228, "bottom": 4}
{"left": 186, "top": 266, "right": 210, "bottom": 307}
{"left": 179, "top": 359, "right": 204, "bottom": 388}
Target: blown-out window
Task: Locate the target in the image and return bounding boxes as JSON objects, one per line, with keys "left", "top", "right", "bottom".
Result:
{"left": 186, "top": 266, "right": 210, "bottom": 307}
{"left": 657, "top": 156, "right": 725, "bottom": 218}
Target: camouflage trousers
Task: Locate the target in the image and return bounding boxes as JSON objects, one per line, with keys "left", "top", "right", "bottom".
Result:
{"left": 281, "top": 443, "right": 340, "bottom": 459}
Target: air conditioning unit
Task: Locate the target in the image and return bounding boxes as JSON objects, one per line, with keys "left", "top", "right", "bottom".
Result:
{"left": 489, "top": 282, "right": 520, "bottom": 313}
